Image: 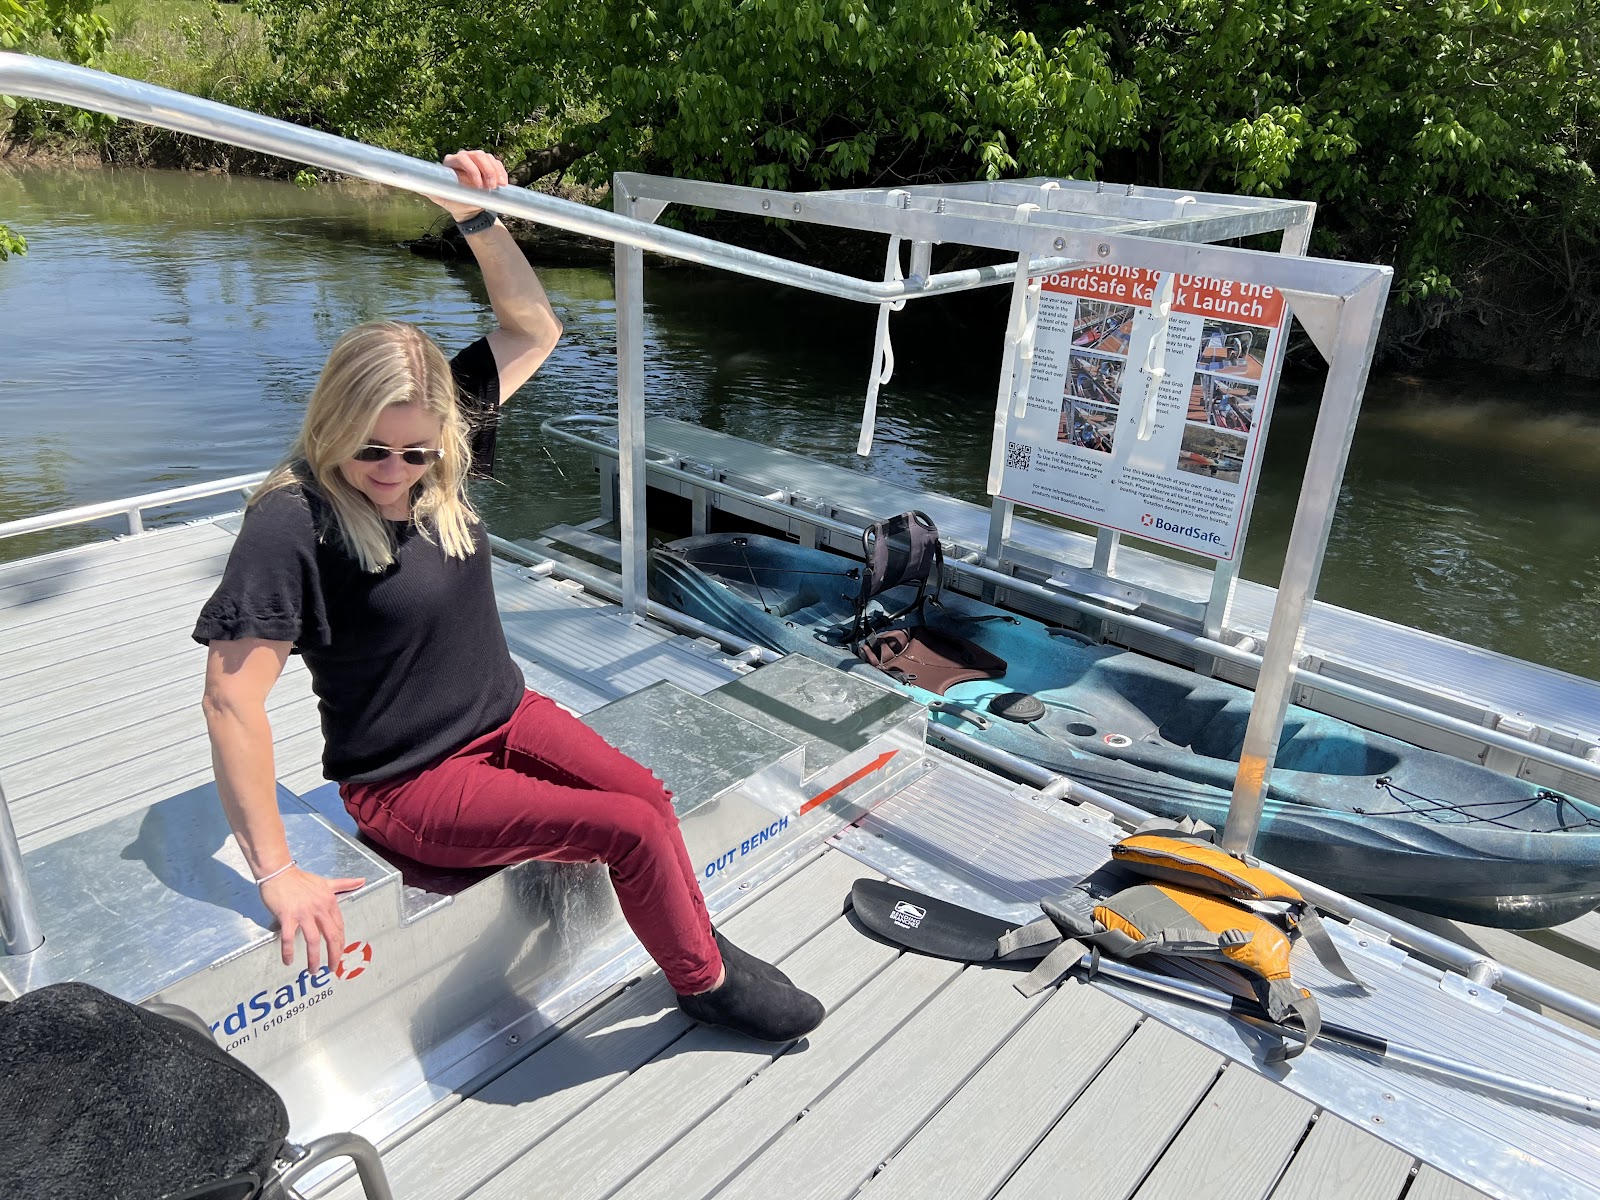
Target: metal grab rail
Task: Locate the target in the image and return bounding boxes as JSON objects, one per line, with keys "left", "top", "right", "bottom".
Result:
{"left": 0, "top": 472, "right": 267, "bottom": 541}
{"left": 541, "top": 413, "right": 1600, "bottom": 787}
{"left": 0, "top": 53, "right": 1080, "bottom": 306}
{"left": 0, "top": 779, "right": 43, "bottom": 956}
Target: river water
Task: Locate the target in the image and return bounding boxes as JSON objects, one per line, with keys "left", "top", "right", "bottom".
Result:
{"left": 3, "top": 167, "right": 1598, "bottom": 680}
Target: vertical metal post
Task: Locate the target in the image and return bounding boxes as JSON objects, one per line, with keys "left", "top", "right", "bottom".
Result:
{"left": 1221, "top": 271, "right": 1390, "bottom": 855}
{"left": 1092, "top": 529, "right": 1120, "bottom": 576}
{"left": 0, "top": 778, "right": 44, "bottom": 955}
{"left": 613, "top": 182, "right": 660, "bottom": 617}
{"left": 1202, "top": 216, "right": 1316, "bottom": 642}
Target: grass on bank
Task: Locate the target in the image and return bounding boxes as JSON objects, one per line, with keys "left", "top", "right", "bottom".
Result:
{"left": 97, "top": 0, "right": 275, "bottom": 101}
{"left": 6, "top": 0, "right": 280, "bottom": 166}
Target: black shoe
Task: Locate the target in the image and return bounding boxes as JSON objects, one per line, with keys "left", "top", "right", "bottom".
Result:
{"left": 677, "top": 955, "right": 825, "bottom": 1043}
{"left": 714, "top": 929, "right": 794, "bottom": 989}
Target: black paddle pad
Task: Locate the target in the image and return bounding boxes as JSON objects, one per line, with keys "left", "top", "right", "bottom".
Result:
{"left": 850, "top": 878, "right": 1024, "bottom": 962}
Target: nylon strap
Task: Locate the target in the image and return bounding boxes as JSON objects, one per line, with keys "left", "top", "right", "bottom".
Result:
{"left": 1293, "top": 908, "right": 1370, "bottom": 991}
{"left": 1016, "top": 938, "right": 1088, "bottom": 998}
{"left": 996, "top": 916, "right": 1064, "bottom": 960}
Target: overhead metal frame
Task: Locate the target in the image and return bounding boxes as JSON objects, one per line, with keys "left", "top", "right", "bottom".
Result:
{"left": 0, "top": 50, "right": 1386, "bottom": 863}
{"left": 612, "top": 174, "right": 1383, "bottom": 856}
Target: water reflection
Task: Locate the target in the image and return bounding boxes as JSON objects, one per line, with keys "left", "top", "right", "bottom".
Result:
{"left": 2, "top": 166, "right": 1597, "bottom": 678}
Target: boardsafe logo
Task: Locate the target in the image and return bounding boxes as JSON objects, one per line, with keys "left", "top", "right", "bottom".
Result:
{"left": 1140, "top": 513, "right": 1223, "bottom": 547}
{"left": 211, "top": 939, "right": 374, "bottom": 1050}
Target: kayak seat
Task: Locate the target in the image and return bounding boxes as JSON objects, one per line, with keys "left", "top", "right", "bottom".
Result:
{"left": 849, "top": 511, "right": 1006, "bottom": 696}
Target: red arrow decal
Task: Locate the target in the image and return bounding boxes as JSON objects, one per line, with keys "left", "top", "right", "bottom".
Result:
{"left": 799, "top": 750, "right": 900, "bottom": 816}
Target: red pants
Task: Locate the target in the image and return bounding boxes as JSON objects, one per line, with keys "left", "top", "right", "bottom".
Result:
{"left": 341, "top": 690, "right": 722, "bottom": 994}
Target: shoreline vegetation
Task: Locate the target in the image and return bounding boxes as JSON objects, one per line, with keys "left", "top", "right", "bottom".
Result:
{"left": 5, "top": 0, "right": 1599, "bottom": 376}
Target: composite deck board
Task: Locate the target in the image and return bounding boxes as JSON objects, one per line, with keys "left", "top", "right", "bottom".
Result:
{"left": 0, "top": 522, "right": 232, "bottom": 597}
{"left": 1131, "top": 1062, "right": 1314, "bottom": 1200}
{"left": 1406, "top": 1166, "right": 1496, "bottom": 1200}
{"left": 613, "top": 953, "right": 964, "bottom": 1200}
{"left": 0, "top": 601, "right": 206, "bottom": 682}
{"left": 857, "top": 979, "right": 1144, "bottom": 1200}
{"left": 0, "top": 659, "right": 310, "bottom": 771}
{"left": 324, "top": 849, "right": 875, "bottom": 1200}
{"left": 1267, "top": 1114, "right": 1413, "bottom": 1200}
{"left": 0, "top": 644, "right": 244, "bottom": 736}
{"left": 0, "top": 577, "right": 219, "bottom": 663}
{"left": 714, "top": 962, "right": 1050, "bottom": 1200}
{"left": 11, "top": 694, "right": 321, "bottom": 843}
{"left": 472, "top": 915, "right": 901, "bottom": 1200}
{"left": 1, "top": 623, "right": 195, "bottom": 702}
{"left": 20, "top": 720, "right": 327, "bottom": 851}
{"left": 5, "top": 684, "right": 316, "bottom": 802}
{"left": 0, "top": 549, "right": 232, "bottom": 638}
{"left": 993, "top": 1020, "right": 1223, "bottom": 1200}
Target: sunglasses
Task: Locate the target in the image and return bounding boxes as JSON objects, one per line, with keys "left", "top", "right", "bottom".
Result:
{"left": 351, "top": 445, "right": 444, "bottom": 466}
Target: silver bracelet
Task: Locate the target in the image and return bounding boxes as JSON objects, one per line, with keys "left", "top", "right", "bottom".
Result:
{"left": 255, "top": 859, "right": 296, "bottom": 887}
{"left": 455, "top": 209, "right": 498, "bottom": 237}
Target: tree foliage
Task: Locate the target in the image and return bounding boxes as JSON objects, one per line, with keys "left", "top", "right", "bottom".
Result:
{"left": 249, "top": 0, "right": 1136, "bottom": 186}
{"left": 1074, "top": 0, "right": 1599, "bottom": 307}
{"left": 1, "top": 0, "right": 110, "bottom": 258}
{"left": 245, "top": 0, "right": 1600, "bottom": 325}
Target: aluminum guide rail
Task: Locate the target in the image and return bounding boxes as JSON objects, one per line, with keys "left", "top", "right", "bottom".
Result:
{"left": 541, "top": 417, "right": 1600, "bottom": 790}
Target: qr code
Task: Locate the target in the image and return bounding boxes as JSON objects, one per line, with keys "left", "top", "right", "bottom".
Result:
{"left": 1006, "top": 441, "right": 1033, "bottom": 471}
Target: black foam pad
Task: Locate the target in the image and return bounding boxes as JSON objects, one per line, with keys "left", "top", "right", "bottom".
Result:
{"left": 851, "top": 878, "right": 1023, "bottom": 962}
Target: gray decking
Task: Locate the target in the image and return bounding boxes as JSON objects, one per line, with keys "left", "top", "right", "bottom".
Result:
{"left": 317, "top": 843, "right": 1502, "bottom": 1200}
{"left": 3, "top": 518, "right": 1595, "bottom": 1200}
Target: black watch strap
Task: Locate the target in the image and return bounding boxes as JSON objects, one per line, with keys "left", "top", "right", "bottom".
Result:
{"left": 455, "top": 209, "right": 498, "bottom": 236}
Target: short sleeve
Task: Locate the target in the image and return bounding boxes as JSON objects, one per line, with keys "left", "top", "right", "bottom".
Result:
{"left": 450, "top": 337, "right": 502, "bottom": 478}
{"left": 192, "top": 485, "right": 334, "bottom": 651}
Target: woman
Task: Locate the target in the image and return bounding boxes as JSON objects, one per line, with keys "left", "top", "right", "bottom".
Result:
{"left": 194, "top": 151, "right": 823, "bottom": 1044}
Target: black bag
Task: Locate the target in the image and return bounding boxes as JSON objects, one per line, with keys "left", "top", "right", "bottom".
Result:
{"left": 0, "top": 981, "right": 289, "bottom": 1200}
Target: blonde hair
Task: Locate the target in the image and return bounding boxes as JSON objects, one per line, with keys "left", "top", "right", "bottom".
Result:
{"left": 253, "top": 321, "right": 479, "bottom": 572}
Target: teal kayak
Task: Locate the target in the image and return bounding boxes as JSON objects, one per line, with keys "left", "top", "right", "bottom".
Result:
{"left": 651, "top": 531, "right": 1600, "bottom": 928}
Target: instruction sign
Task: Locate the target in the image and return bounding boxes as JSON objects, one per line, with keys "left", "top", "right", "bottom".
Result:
{"left": 995, "top": 266, "right": 1289, "bottom": 561}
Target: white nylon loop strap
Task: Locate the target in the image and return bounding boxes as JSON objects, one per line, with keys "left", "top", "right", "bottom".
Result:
{"left": 985, "top": 250, "right": 1039, "bottom": 493}
{"left": 857, "top": 235, "right": 906, "bottom": 456}
{"left": 1134, "top": 272, "right": 1177, "bottom": 441}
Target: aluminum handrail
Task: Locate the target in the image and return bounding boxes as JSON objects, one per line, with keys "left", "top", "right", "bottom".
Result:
{"left": 541, "top": 414, "right": 1600, "bottom": 787}
{"left": 923, "top": 723, "right": 1600, "bottom": 1035}
{"left": 0, "top": 53, "right": 1089, "bottom": 306}
{"left": 0, "top": 472, "right": 267, "bottom": 541}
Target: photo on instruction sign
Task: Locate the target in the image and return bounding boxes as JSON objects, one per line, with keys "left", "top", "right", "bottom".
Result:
{"left": 1197, "top": 319, "right": 1267, "bottom": 381}
{"left": 1187, "top": 372, "right": 1258, "bottom": 433}
{"left": 1061, "top": 352, "right": 1122, "bottom": 455}
{"left": 1177, "top": 425, "right": 1248, "bottom": 484}
{"left": 1072, "top": 300, "right": 1137, "bottom": 355}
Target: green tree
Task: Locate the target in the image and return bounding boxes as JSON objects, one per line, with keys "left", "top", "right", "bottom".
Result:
{"left": 249, "top": 0, "right": 1136, "bottom": 188}
{"left": 1, "top": 0, "right": 110, "bottom": 258}
{"left": 1075, "top": 0, "right": 1599, "bottom": 307}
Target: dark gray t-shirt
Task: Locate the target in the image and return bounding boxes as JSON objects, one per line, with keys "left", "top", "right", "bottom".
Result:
{"left": 193, "top": 338, "right": 524, "bottom": 783}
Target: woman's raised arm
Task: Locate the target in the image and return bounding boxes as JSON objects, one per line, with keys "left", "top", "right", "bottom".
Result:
{"left": 433, "top": 149, "right": 564, "bottom": 401}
